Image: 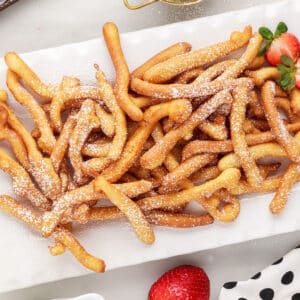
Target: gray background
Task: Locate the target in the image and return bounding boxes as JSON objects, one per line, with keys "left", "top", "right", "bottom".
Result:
{"left": 1, "top": 0, "right": 295, "bottom": 299}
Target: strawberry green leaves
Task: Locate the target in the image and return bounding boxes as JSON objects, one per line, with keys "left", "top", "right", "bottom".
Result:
{"left": 277, "top": 55, "right": 296, "bottom": 91}
{"left": 274, "top": 22, "right": 288, "bottom": 38}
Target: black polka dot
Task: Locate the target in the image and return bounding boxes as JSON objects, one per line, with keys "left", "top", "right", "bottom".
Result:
{"left": 295, "top": 245, "right": 300, "bottom": 249}
{"left": 272, "top": 257, "right": 283, "bottom": 265}
{"left": 259, "top": 288, "right": 274, "bottom": 300}
{"left": 251, "top": 272, "right": 261, "bottom": 279}
{"left": 223, "top": 281, "right": 237, "bottom": 289}
{"left": 238, "top": 298, "right": 247, "bottom": 300}
{"left": 281, "top": 271, "right": 294, "bottom": 284}
{"left": 292, "top": 293, "right": 300, "bottom": 300}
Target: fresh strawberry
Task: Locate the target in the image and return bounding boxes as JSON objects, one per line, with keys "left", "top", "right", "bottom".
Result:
{"left": 148, "top": 265, "right": 210, "bottom": 300}
{"left": 258, "top": 22, "right": 300, "bottom": 66}
{"left": 277, "top": 55, "right": 300, "bottom": 91}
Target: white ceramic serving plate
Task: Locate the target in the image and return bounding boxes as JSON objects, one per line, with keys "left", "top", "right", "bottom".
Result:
{"left": 53, "top": 293, "right": 104, "bottom": 300}
{"left": 0, "top": 0, "right": 300, "bottom": 293}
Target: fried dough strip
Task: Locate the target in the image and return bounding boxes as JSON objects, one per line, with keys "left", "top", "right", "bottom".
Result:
{"left": 50, "top": 112, "right": 77, "bottom": 172}
{"left": 218, "top": 142, "right": 288, "bottom": 171}
{"left": 94, "top": 103, "right": 115, "bottom": 138}
{"left": 230, "top": 86, "right": 263, "bottom": 187}
{"left": 228, "top": 175, "right": 300, "bottom": 195}
{"left": 262, "top": 81, "right": 300, "bottom": 162}
{"left": 217, "top": 33, "right": 264, "bottom": 80}
{"left": 103, "top": 22, "right": 143, "bottom": 121}
{"left": 270, "top": 163, "right": 300, "bottom": 214}
{"left": 42, "top": 180, "right": 153, "bottom": 237}
{"left": 0, "top": 103, "right": 61, "bottom": 199}
{"left": 276, "top": 97, "right": 299, "bottom": 123}
{"left": 199, "top": 119, "right": 228, "bottom": 141}
{"left": 137, "top": 168, "right": 241, "bottom": 210}
{"left": 81, "top": 67, "right": 127, "bottom": 176}
{"left": 247, "top": 67, "right": 281, "bottom": 86}
{"left": 143, "top": 26, "right": 252, "bottom": 83}
{"left": 0, "top": 89, "right": 8, "bottom": 101}
{"left": 85, "top": 206, "right": 213, "bottom": 228}
{"left": 50, "top": 85, "right": 104, "bottom": 133}
{"left": 190, "top": 166, "right": 221, "bottom": 183}
{"left": 181, "top": 122, "right": 300, "bottom": 160}
{"left": 194, "top": 60, "right": 235, "bottom": 85}
{"left": 140, "top": 90, "right": 232, "bottom": 170}
{"left": 131, "top": 42, "right": 192, "bottom": 79}
{"left": 174, "top": 67, "right": 203, "bottom": 84}
{"left": 248, "top": 90, "right": 264, "bottom": 118}
{"left": 131, "top": 76, "right": 252, "bottom": 100}
{"left": 0, "top": 106, "right": 29, "bottom": 170}
{"left": 145, "top": 211, "right": 213, "bottom": 228}
{"left": 5, "top": 52, "right": 54, "bottom": 100}
{"left": 6, "top": 70, "right": 56, "bottom": 154}
{"left": 99, "top": 99, "right": 192, "bottom": 183}
{"left": 131, "top": 33, "right": 261, "bottom": 99}
{"left": 161, "top": 153, "right": 216, "bottom": 192}
{"left": 69, "top": 100, "right": 100, "bottom": 184}
{"left": 0, "top": 148, "right": 50, "bottom": 210}
{"left": 95, "top": 177, "right": 154, "bottom": 244}
{"left": 0, "top": 195, "right": 105, "bottom": 272}
{"left": 291, "top": 88, "right": 300, "bottom": 114}
{"left": 247, "top": 55, "right": 265, "bottom": 70}
{"left": 151, "top": 124, "right": 192, "bottom": 191}
{"left": 81, "top": 137, "right": 111, "bottom": 158}
{"left": 201, "top": 189, "right": 240, "bottom": 222}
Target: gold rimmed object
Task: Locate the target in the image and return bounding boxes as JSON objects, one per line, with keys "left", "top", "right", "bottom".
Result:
{"left": 123, "top": 0, "right": 202, "bottom": 10}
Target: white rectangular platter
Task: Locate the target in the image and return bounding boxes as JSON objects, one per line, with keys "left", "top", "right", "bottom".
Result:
{"left": 0, "top": 0, "right": 300, "bottom": 293}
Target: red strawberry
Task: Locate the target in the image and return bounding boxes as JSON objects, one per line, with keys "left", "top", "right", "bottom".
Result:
{"left": 277, "top": 55, "right": 300, "bottom": 91}
{"left": 148, "top": 265, "right": 210, "bottom": 300}
{"left": 258, "top": 22, "right": 300, "bottom": 66}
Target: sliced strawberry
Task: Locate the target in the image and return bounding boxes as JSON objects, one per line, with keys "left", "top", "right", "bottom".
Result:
{"left": 148, "top": 265, "right": 210, "bottom": 300}
{"left": 266, "top": 33, "right": 300, "bottom": 66}
{"left": 259, "top": 22, "right": 300, "bottom": 66}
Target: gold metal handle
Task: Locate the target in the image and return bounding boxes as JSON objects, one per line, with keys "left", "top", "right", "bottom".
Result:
{"left": 123, "top": 0, "right": 158, "bottom": 10}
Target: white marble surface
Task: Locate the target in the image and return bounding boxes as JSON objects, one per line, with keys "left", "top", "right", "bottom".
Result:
{"left": 0, "top": 0, "right": 295, "bottom": 299}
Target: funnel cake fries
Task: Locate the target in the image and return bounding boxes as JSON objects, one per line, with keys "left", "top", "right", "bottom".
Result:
{"left": 42, "top": 180, "right": 153, "bottom": 236}
{"left": 81, "top": 67, "right": 127, "bottom": 176}
{"left": 103, "top": 22, "right": 143, "bottom": 121}
{"left": 0, "top": 89, "right": 8, "bottom": 102}
{"left": 0, "top": 195, "right": 105, "bottom": 272}
{"left": 0, "top": 106, "right": 29, "bottom": 171}
{"left": 0, "top": 148, "right": 50, "bottom": 210}
{"left": 95, "top": 176, "right": 155, "bottom": 245}
{"left": 140, "top": 90, "right": 233, "bottom": 170}
{"left": 4, "top": 52, "right": 55, "bottom": 100}
{"left": 131, "top": 32, "right": 262, "bottom": 99}
{"left": 6, "top": 70, "right": 56, "bottom": 154}
{"left": 50, "top": 112, "right": 77, "bottom": 172}
{"left": 69, "top": 99, "right": 100, "bottom": 184}
{"left": 131, "top": 42, "right": 192, "bottom": 80}
{"left": 143, "top": 26, "right": 252, "bottom": 83}
{"left": 262, "top": 81, "right": 300, "bottom": 162}
{"left": 100, "top": 99, "right": 192, "bottom": 182}
{"left": 2, "top": 22, "right": 300, "bottom": 272}
{"left": 230, "top": 86, "right": 263, "bottom": 187}
{"left": 0, "top": 103, "right": 61, "bottom": 199}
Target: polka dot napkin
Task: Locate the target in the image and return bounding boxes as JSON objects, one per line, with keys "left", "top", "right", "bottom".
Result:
{"left": 219, "top": 246, "right": 300, "bottom": 300}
